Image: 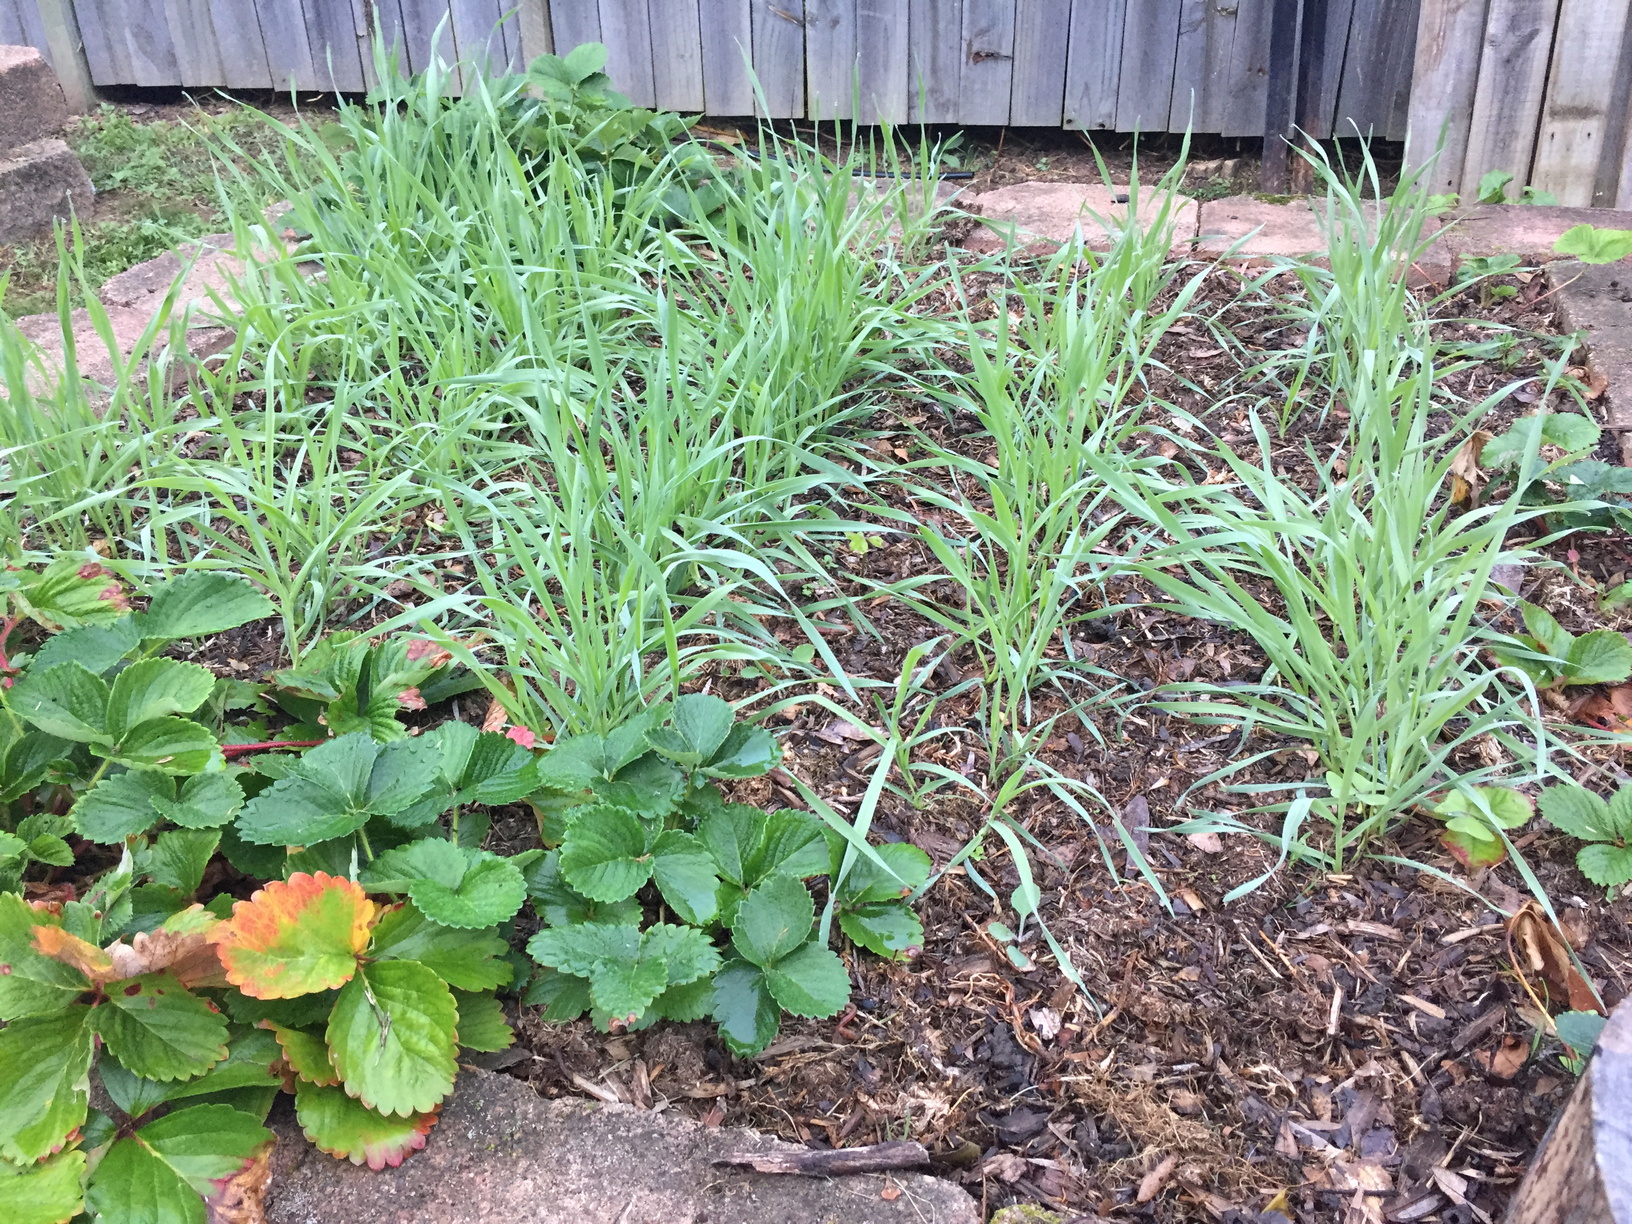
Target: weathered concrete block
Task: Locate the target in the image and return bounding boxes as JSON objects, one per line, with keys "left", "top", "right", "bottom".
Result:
{"left": 265, "top": 1069, "right": 980, "bottom": 1224}
{"left": 960, "top": 181, "right": 1199, "bottom": 257}
{"left": 1550, "top": 261, "right": 1632, "bottom": 463}
{"left": 0, "top": 136, "right": 93, "bottom": 242}
{"left": 1195, "top": 195, "right": 1325, "bottom": 258}
{"left": 1434, "top": 204, "right": 1632, "bottom": 263}
{"left": 0, "top": 45, "right": 70, "bottom": 153}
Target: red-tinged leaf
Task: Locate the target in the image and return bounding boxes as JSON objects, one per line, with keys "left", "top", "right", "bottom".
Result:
{"left": 294, "top": 1080, "right": 439, "bottom": 1169}
{"left": 260, "top": 1021, "right": 339, "bottom": 1086}
{"left": 208, "top": 872, "right": 375, "bottom": 999}
{"left": 205, "top": 1142, "right": 273, "bottom": 1224}
{"left": 1439, "top": 827, "right": 1508, "bottom": 870}
{"left": 105, "top": 909, "right": 227, "bottom": 989}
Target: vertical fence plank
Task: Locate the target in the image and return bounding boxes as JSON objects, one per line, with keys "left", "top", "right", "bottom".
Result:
{"left": 1531, "top": 0, "right": 1632, "bottom": 206}
{"left": 1405, "top": 0, "right": 1491, "bottom": 193}
{"left": 516, "top": 0, "right": 554, "bottom": 62}
{"left": 751, "top": 0, "right": 804, "bottom": 117}
{"left": 650, "top": 0, "right": 703, "bottom": 110}
{"left": 124, "top": 0, "right": 182, "bottom": 85}
{"left": 907, "top": 0, "right": 961, "bottom": 122}
{"left": 163, "top": 0, "right": 226, "bottom": 86}
{"left": 549, "top": 0, "right": 598, "bottom": 51}
{"left": 1062, "top": 0, "right": 1126, "bottom": 129}
{"left": 1114, "top": 0, "right": 1179, "bottom": 132}
{"left": 1594, "top": 13, "right": 1632, "bottom": 205}
{"left": 1308, "top": 0, "right": 1355, "bottom": 135}
{"left": 1459, "top": 0, "right": 1560, "bottom": 194}
{"left": 13, "top": 0, "right": 48, "bottom": 57}
{"left": 258, "top": 0, "right": 322, "bottom": 87}
{"left": 1334, "top": 0, "right": 1418, "bottom": 140}
{"left": 597, "top": 0, "right": 654, "bottom": 103}
{"left": 0, "top": 0, "right": 26, "bottom": 46}
{"left": 854, "top": 0, "right": 907, "bottom": 123}
{"left": 210, "top": 0, "right": 272, "bottom": 86}
{"left": 305, "top": 0, "right": 367, "bottom": 90}
{"left": 699, "top": 0, "right": 752, "bottom": 112}
{"left": 1218, "top": 0, "right": 1272, "bottom": 136}
{"left": 804, "top": 0, "right": 855, "bottom": 119}
{"left": 1168, "top": 0, "right": 1211, "bottom": 131}
{"left": 399, "top": 0, "right": 461, "bottom": 74}
{"left": 449, "top": 0, "right": 506, "bottom": 84}
{"left": 959, "top": 0, "right": 1013, "bottom": 124}
{"left": 1008, "top": 0, "right": 1068, "bottom": 126}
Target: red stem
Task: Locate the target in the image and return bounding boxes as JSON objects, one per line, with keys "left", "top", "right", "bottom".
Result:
{"left": 0, "top": 615, "right": 18, "bottom": 674}
{"left": 220, "top": 739, "right": 325, "bottom": 758}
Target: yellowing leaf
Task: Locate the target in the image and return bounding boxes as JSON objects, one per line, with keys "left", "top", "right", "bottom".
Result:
{"left": 209, "top": 872, "right": 375, "bottom": 999}
{"left": 294, "top": 1080, "right": 440, "bottom": 1169}
{"left": 29, "top": 925, "right": 113, "bottom": 983}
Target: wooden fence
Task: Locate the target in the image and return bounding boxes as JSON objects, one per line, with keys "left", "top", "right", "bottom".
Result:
{"left": 3, "top": 0, "right": 1630, "bottom": 202}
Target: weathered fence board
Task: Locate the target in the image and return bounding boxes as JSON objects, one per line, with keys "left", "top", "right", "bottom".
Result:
{"left": 804, "top": 0, "right": 853, "bottom": 119}
{"left": 851, "top": 0, "right": 905, "bottom": 123}
{"left": 1530, "top": 0, "right": 1631, "bottom": 206}
{"left": 1459, "top": 0, "right": 1559, "bottom": 194}
{"left": 957, "top": 0, "right": 1013, "bottom": 127}
{"left": 1405, "top": 0, "right": 1490, "bottom": 194}
{"left": 1007, "top": 0, "right": 1068, "bottom": 127}
{"left": 1115, "top": 0, "right": 1181, "bottom": 132}
{"left": 1061, "top": 0, "right": 1126, "bottom": 129}
{"left": 905, "top": 0, "right": 959, "bottom": 123}
{"left": 650, "top": 0, "right": 703, "bottom": 112}
{"left": 751, "top": 0, "right": 804, "bottom": 117}
{"left": 698, "top": 0, "right": 752, "bottom": 114}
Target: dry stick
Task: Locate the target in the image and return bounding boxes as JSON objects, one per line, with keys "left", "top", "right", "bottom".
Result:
{"left": 714, "top": 1140, "right": 930, "bottom": 1177}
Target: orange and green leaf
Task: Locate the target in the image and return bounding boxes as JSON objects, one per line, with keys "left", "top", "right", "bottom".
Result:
{"left": 30, "top": 926, "right": 114, "bottom": 984}
{"left": 294, "top": 1081, "right": 439, "bottom": 1170}
{"left": 261, "top": 1021, "right": 339, "bottom": 1087}
{"left": 208, "top": 873, "right": 375, "bottom": 999}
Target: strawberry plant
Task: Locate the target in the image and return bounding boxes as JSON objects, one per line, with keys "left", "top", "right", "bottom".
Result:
{"left": 1492, "top": 602, "right": 1632, "bottom": 691}
{"left": 522, "top": 694, "right": 928, "bottom": 1054}
{"left": 265, "top": 631, "right": 476, "bottom": 742}
{"left": 1426, "top": 784, "right": 1532, "bottom": 869}
{"left": 1540, "top": 781, "right": 1632, "bottom": 889}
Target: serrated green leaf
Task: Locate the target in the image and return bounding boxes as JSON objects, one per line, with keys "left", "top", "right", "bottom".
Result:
{"left": 0, "top": 895, "right": 88, "bottom": 1019}
{"left": 640, "top": 923, "right": 722, "bottom": 987}
{"left": 110, "top": 718, "right": 222, "bottom": 775}
{"left": 0, "top": 1006, "right": 93, "bottom": 1163}
{"left": 1555, "top": 1009, "right": 1608, "bottom": 1053}
{"left": 327, "top": 959, "right": 458, "bottom": 1116}
{"left": 363, "top": 840, "right": 527, "bottom": 930}
{"left": 15, "top": 557, "right": 128, "bottom": 631}
{"left": 652, "top": 975, "right": 714, "bottom": 1022}
{"left": 138, "top": 829, "right": 220, "bottom": 895}
{"left": 703, "top": 722, "right": 781, "bottom": 778}
{"left": 651, "top": 830, "right": 719, "bottom": 925}
{"left": 839, "top": 904, "right": 924, "bottom": 959}
{"left": 73, "top": 770, "right": 169, "bottom": 842}
{"left": 697, "top": 803, "right": 765, "bottom": 886}
{"left": 1608, "top": 787, "right": 1632, "bottom": 840}
{"left": 265, "top": 1022, "right": 338, "bottom": 1086}
{"left": 1578, "top": 842, "right": 1632, "bottom": 887}
{"left": 748, "top": 809, "right": 830, "bottom": 884}
{"left": 1555, "top": 223, "right": 1632, "bottom": 264}
{"left": 457, "top": 732, "right": 540, "bottom": 806}
{"left": 590, "top": 752, "right": 686, "bottom": 817}
{"left": 710, "top": 959, "right": 780, "bottom": 1055}
{"left": 138, "top": 573, "right": 275, "bottom": 642}
{"left": 160, "top": 1027, "right": 284, "bottom": 1101}
{"left": 1566, "top": 630, "right": 1632, "bottom": 686}
{"left": 525, "top": 922, "right": 718, "bottom": 1022}
{"left": 294, "top": 1080, "right": 438, "bottom": 1170}
{"left": 763, "top": 941, "right": 850, "bottom": 1018}
{"left": 87, "top": 1104, "right": 271, "bottom": 1224}
{"left": 30, "top": 616, "right": 141, "bottom": 676}
{"left": 97, "top": 1054, "right": 178, "bottom": 1119}
{"left": 558, "top": 805, "right": 654, "bottom": 902}
{"left": 731, "top": 875, "right": 815, "bottom": 968}
{"left": 106, "top": 660, "right": 215, "bottom": 741}
{"left": 221, "top": 989, "right": 337, "bottom": 1031}
{"left": 452, "top": 990, "right": 513, "bottom": 1051}
{"left": 9, "top": 662, "right": 108, "bottom": 741}
{"left": 157, "top": 773, "right": 245, "bottom": 831}
{"left": 646, "top": 693, "right": 734, "bottom": 767}
{"left": 1541, "top": 785, "right": 1617, "bottom": 842}
{"left": 235, "top": 734, "right": 439, "bottom": 846}
{"left": 1431, "top": 786, "right": 1532, "bottom": 834}
{"left": 1, "top": 731, "right": 72, "bottom": 804}
{"left": 0, "top": 1148, "right": 86, "bottom": 1224}
{"left": 1520, "top": 602, "right": 1573, "bottom": 663}
{"left": 835, "top": 841, "right": 932, "bottom": 905}
{"left": 521, "top": 967, "right": 592, "bottom": 1020}
{"left": 367, "top": 902, "right": 512, "bottom": 992}
{"left": 523, "top": 850, "right": 642, "bottom": 928}
{"left": 94, "top": 972, "right": 229, "bottom": 1082}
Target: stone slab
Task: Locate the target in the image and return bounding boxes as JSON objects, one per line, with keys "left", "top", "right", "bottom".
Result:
{"left": 1432, "top": 205, "right": 1632, "bottom": 265}
{"left": 265, "top": 1069, "right": 979, "bottom": 1224}
{"left": 11, "top": 304, "right": 235, "bottom": 397}
{"left": 98, "top": 232, "right": 248, "bottom": 318}
{"left": 0, "top": 136, "right": 93, "bottom": 243}
{"left": 0, "top": 45, "right": 70, "bottom": 153}
{"left": 1550, "top": 260, "right": 1632, "bottom": 464}
{"left": 959, "top": 181, "right": 1199, "bottom": 256}
{"left": 1194, "top": 195, "right": 1324, "bottom": 258}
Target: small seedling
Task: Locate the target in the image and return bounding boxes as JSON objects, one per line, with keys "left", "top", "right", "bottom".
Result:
{"left": 1427, "top": 785, "right": 1532, "bottom": 868}
{"left": 1555, "top": 225, "right": 1632, "bottom": 265}
{"left": 1492, "top": 602, "right": 1632, "bottom": 691}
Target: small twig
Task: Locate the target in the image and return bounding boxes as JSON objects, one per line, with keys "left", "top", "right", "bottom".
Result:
{"left": 1326, "top": 984, "right": 1345, "bottom": 1036}
{"left": 715, "top": 1140, "right": 930, "bottom": 1176}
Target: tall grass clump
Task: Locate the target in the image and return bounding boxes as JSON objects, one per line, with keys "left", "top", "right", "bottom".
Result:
{"left": 1084, "top": 153, "right": 1555, "bottom": 888}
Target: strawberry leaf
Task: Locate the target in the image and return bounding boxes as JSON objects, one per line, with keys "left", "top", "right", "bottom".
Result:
{"left": 1540, "top": 784, "right": 1617, "bottom": 842}
{"left": 263, "top": 1022, "right": 339, "bottom": 1086}
{"left": 326, "top": 959, "right": 458, "bottom": 1117}
{"left": 362, "top": 839, "right": 527, "bottom": 929}
{"left": 730, "top": 875, "right": 814, "bottom": 968}
{"left": 0, "top": 1006, "right": 93, "bottom": 1163}
{"left": 137, "top": 573, "right": 276, "bottom": 642}
{"left": 234, "top": 733, "right": 440, "bottom": 845}
{"left": 521, "top": 968, "right": 592, "bottom": 1021}
{"left": 1566, "top": 630, "right": 1632, "bottom": 687}
{"left": 710, "top": 959, "right": 780, "bottom": 1055}
{"left": 0, "top": 895, "right": 88, "bottom": 1019}
{"left": 0, "top": 1148, "right": 86, "bottom": 1224}
{"left": 9, "top": 662, "right": 109, "bottom": 742}
{"left": 294, "top": 1080, "right": 438, "bottom": 1170}
{"left": 558, "top": 804, "right": 653, "bottom": 902}
{"left": 208, "top": 872, "right": 375, "bottom": 999}
{"left": 838, "top": 904, "right": 924, "bottom": 959}
{"left": 762, "top": 942, "right": 849, "bottom": 1018}
{"left": 367, "top": 902, "right": 512, "bottom": 992}
{"left": 1578, "top": 842, "right": 1632, "bottom": 887}
{"left": 526, "top": 922, "right": 718, "bottom": 1022}
{"left": 85, "top": 1104, "right": 272, "bottom": 1224}
{"left": 105, "top": 660, "right": 215, "bottom": 741}
{"left": 650, "top": 830, "right": 720, "bottom": 925}
{"left": 452, "top": 990, "right": 513, "bottom": 1052}
{"left": 93, "top": 971, "right": 230, "bottom": 1082}
{"left": 109, "top": 718, "right": 223, "bottom": 775}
